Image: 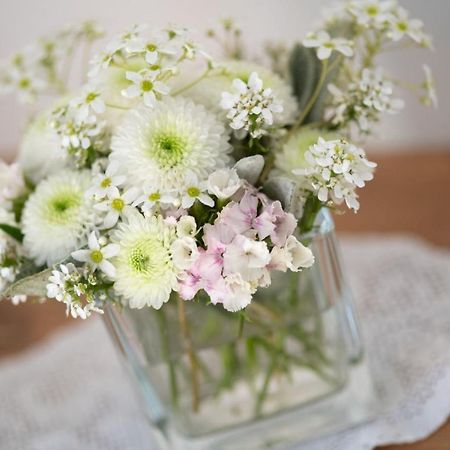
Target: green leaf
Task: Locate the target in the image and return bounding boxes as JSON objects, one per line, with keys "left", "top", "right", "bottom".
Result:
{"left": 234, "top": 155, "right": 265, "bottom": 185}
{"left": 3, "top": 267, "right": 52, "bottom": 298}
{"left": 0, "top": 223, "right": 24, "bottom": 243}
{"left": 288, "top": 44, "right": 342, "bottom": 125}
{"left": 289, "top": 44, "right": 319, "bottom": 114}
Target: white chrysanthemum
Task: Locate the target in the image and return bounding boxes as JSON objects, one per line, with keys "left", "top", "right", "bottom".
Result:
{"left": 18, "top": 111, "right": 67, "bottom": 183}
{"left": 110, "top": 97, "right": 231, "bottom": 193}
{"left": 111, "top": 212, "right": 178, "bottom": 309}
{"left": 182, "top": 60, "right": 298, "bottom": 126}
{"left": 22, "top": 170, "right": 93, "bottom": 266}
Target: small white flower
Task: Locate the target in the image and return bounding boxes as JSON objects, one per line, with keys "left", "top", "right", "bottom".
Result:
{"left": 171, "top": 237, "right": 199, "bottom": 270}
{"left": 46, "top": 262, "right": 104, "bottom": 319}
{"left": 347, "top": 0, "right": 396, "bottom": 30}
{"left": 326, "top": 68, "right": 403, "bottom": 132}
{"left": 181, "top": 172, "right": 214, "bottom": 209}
{"left": 0, "top": 162, "right": 26, "bottom": 206}
{"left": 86, "top": 161, "right": 127, "bottom": 200}
{"left": 270, "top": 236, "right": 314, "bottom": 272}
{"left": 221, "top": 273, "right": 253, "bottom": 313}
{"left": 122, "top": 70, "right": 170, "bottom": 107}
{"left": 4, "top": 66, "right": 47, "bottom": 103}
{"left": 51, "top": 103, "right": 107, "bottom": 166}
{"left": 11, "top": 294, "right": 27, "bottom": 305}
{"left": 387, "top": 7, "right": 429, "bottom": 45}
{"left": 71, "top": 231, "right": 120, "bottom": 278}
{"left": 94, "top": 187, "right": 139, "bottom": 229}
{"left": 223, "top": 235, "right": 271, "bottom": 283}
{"left": 303, "top": 31, "right": 353, "bottom": 60}
{"left": 70, "top": 87, "right": 105, "bottom": 121}
{"left": 47, "top": 263, "right": 77, "bottom": 303}
{"left": 207, "top": 168, "right": 242, "bottom": 199}
{"left": 220, "top": 72, "right": 283, "bottom": 138}
{"left": 184, "top": 60, "right": 298, "bottom": 127}
{"left": 421, "top": 64, "right": 438, "bottom": 108}
{"left": 293, "top": 138, "right": 376, "bottom": 212}
{"left": 176, "top": 215, "right": 197, "bottom": 238}
{"left": 133, "top": 187, "right": 177, "bottom": 216}
{"left": 126, "top": 32, "right": 179, "bottom": 64}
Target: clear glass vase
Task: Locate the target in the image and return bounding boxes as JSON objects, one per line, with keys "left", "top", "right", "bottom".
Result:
{"left": 103, "top": 210, "right": 378, "bottom": 449}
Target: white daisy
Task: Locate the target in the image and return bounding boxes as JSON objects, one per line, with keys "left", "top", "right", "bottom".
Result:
{"left": 132, "top": 186, "right": 177, "bottom": 216}
{"left": 22, "top": 170, "right": 93, "bottom": 266}
{"left": 180, "top": 172, "right": 214, "bottom": 209}
{"left": 71, "top": 231, "right": 120, "bottom": 278}
{"left": 111, "top": 212, "right": 179, "bottom": 309}
{"left": 94, "top": 187, "right": 139, "bottom": 229}
{"left": 387, "top": 7, "right": 428, "bottom": 45}
{"left": 86, "top": 161, "right": 127, "bottom": 200}
{"left": 110, "top": 97, "right": 231, "bottom": 195}
{"left": 303, "top": 31, "right": 354, "bottom": 60}
{"left": 122, "top": 69, "right": 170, "bottom": 107}
{"left": 181, "top": 60, "right": 298, "bottom": 126}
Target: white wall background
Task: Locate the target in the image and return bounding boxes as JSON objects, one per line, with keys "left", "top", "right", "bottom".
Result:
{"left": 0, "top": 0, "right": 449, "bottom": 160}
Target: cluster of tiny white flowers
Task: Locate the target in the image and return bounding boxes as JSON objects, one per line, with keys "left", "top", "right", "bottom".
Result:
{"left": 89, "top": 25, "right": 205, "bottom": 108}
{"left": 293, "top": 138, "right": 377, "bottom": 211}
{"left": 326, "top": 68, "right": 404, "bottom": 132}
{"left": 46, "top": 263, "right": 106, "bottom": 319}
{"left": 50, "top": 95, "right": 107, "bottom": 168}
{"left": 344, "top": 0, "right": 432, "bottom": 48}
{"left": 303, "top": 31, "right": 354, "bottom": 61}
{"left": 0, "top": 22, "right": 103, "bottom": 103}
{"left": 220, "top": 72, "right": 283, "bottom": 138}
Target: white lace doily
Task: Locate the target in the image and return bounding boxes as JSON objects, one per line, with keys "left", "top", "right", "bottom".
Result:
{"left": 1, "top": 236, "right": 449, "bottom": 450}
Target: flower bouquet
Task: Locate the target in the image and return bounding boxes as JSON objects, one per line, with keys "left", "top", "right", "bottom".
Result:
{"left": 0, "top": 1, "right": 436, "bottom": 448}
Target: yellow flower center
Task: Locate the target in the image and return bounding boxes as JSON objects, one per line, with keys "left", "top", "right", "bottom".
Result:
{"left": 111, "top": 198, "right": 125, "bottom": 211}
{"left": 90, "top": 249, "right": 103, "bottom": 263}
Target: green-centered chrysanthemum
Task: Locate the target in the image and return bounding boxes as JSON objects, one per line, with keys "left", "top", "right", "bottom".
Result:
{"left": 111, "top": 212, "right": 178, "bottom": 309}
{"left": 182, "top": 60, "right": 298, "bottom": 126}
{"left": 110, "top": 97, "right": 231, "bottom": 193}
{"left": 22, "top": 170, "right": 93, "bottom": 266}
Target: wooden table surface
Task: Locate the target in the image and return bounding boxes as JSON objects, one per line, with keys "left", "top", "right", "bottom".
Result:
{"left": 0, "top": 151, "right": 449, "bottom": 449}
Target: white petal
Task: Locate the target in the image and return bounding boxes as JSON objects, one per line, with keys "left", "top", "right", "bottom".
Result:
{"left": 102, "top": 243, "right": 121, "bottom": 258}
{"left": 100, "top": 260, "right": 116, "bottom": 278}
{"left": 71, "top": 249, "right": 91, "bottom": 262}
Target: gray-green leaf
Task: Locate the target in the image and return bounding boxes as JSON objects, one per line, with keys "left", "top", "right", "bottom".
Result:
{"left": 234, "top": 155, "right": 265, "bottom": 185}
{"left": 3, "top": 268, "right": 52, "bottom": 298}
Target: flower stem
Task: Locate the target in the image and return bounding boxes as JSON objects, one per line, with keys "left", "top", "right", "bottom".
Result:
{"left": 156, "top": 309, "right": 178, "bottom": 407}
{"left": 298, "top": 194, "right": 323, "bottom": 234}
{"left": 176, "top": 294, "right": 200, "bottom": 412}
{"left": 172, "top": 68, "right": 211, "bottom": 96}
{"left": 289, "top": 59, "right": 329, "bottom": 136}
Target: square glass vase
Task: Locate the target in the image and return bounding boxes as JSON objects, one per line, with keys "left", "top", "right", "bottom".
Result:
{"left": 103, "top": 210, "right": 378, "bottom": 449}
